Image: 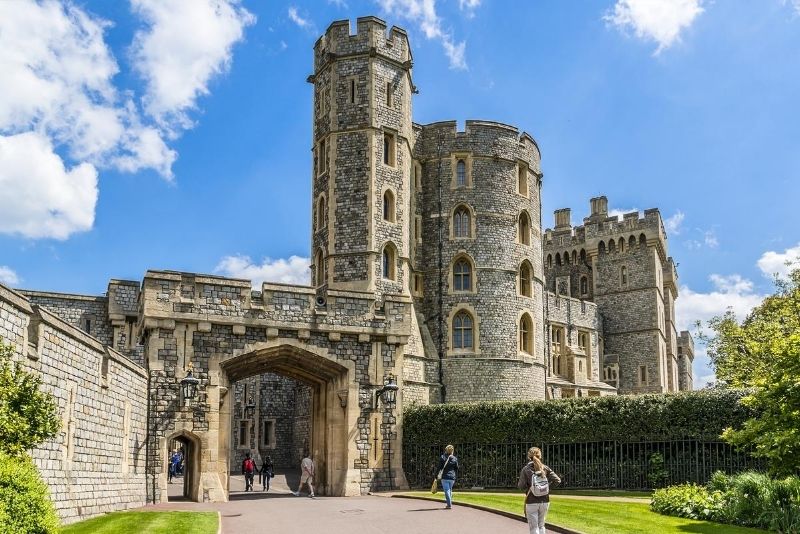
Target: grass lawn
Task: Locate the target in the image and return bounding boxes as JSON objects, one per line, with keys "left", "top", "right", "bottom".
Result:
{"left": 404, "top": 492, "right": 766, "bottom": 534}
{"left": 61, "top": 511, "right": 218, "bottom": 534}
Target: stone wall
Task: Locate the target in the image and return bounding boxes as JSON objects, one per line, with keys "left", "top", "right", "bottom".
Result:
{"left": 0, "top": 284, "right": 148, "bottom": 525}
{"left": 22, "top": 290, "right": 113, "bottom": 347}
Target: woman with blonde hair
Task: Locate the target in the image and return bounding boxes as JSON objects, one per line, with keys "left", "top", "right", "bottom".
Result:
{"left": 436, "top": 444, "right": 459, "bottom": 509}
{"left": 518, "top": 447, "right": 560, "bottom": 534}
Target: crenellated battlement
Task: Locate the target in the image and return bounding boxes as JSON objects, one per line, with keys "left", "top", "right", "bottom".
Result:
{"left": 414, "top": 119, "right": 541, "bottom": 171}
{"left": 313, "top": 16, "right": 411, "bottom": 74}
{"left": 544, "top": 196, "right": 667, "bottom": 258}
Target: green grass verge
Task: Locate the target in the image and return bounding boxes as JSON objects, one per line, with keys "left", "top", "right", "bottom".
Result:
{"left": 61, "top": 511, "right": 218, "bottom": 534}
{"left": 403, "top": 492, "right": 766, "bottom": 534}
{"left": 550, "top": 489, "right": 651, "bottom": 499}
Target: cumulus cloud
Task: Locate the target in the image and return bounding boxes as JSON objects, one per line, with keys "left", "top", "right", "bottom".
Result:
{"left": 131, "top": 0, "right": 256, "bottom": 133}
{"left": 459, "top": 0, "right": 481, "bottom": 17}
{"left": 215, "top": 255, "right": 310, "bottom": 287}
{"left": 757, "top": 242, "right": 800, "bottom": 280}
{"left": 0, "top": 132, "right": 98, "bottom": 240}
{"left": 605, "top": 0, "right": 704, "bottom": 54}
{"left": 675, "top": 273, "right": 765, "bottom": 333}
{"left": 376, "top": 0, "right": 468, "bottom": 69}
{"left": 664, "top": 211, "right": 685, "bottom": 235}
{"left": 0, "top": 0, "right": 253, "bottom": 239}
{"left": 0, "top": 266, "right": 20, "bottom": 286}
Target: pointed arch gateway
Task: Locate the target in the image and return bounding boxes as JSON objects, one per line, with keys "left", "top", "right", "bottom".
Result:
{"left": 208, "top": 341, "right": 378, "bottom": 499}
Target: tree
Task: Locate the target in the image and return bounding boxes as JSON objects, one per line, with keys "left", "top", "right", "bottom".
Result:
{"left": 0, "top": 340, "right": 60, "bottom": 456}
{"left": 703, "top": 268, "right": 800, "bottom": 476}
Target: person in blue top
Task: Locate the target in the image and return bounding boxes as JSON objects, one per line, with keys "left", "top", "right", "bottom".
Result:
{"left": 436, "top": 444, "right": 459, "bottom": 509}
{"left": 168, "top": 450, "right": 180, "bottom": 483}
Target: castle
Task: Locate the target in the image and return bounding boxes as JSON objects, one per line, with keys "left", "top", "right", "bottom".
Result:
{"left": 0, "top": 16, "right": 693, "bottom": 521}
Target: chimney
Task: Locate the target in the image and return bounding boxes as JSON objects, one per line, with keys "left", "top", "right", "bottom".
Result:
{"left": 554, "top": 208, "right": 571, "bottom": 230}
{"left": 589, "top": 196, "right": 608, "bottom": 219}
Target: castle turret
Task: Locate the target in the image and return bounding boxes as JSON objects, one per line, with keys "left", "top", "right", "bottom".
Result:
{"left": 309, "top": 17, "right": 414, "bottom": 301}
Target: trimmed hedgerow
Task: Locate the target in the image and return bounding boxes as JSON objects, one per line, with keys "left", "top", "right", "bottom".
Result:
{"left": 403, "top": 389, "right": 753, "bottom": 446}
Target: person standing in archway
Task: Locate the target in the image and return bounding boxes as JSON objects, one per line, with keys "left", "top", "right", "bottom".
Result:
{"left": 292, "top": 451, "right": 315, "bottom": 499}
{"left": 260, "top": 455, "right": 274, "bottom": 491}
{"left": 242, "top": 452, "right": 257, "bottom": 492}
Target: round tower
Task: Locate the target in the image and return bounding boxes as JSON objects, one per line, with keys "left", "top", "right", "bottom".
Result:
{"left": 309, "top": 17, "right": 415, "bottom": 302}
{"left": 413, "top": 120, "right": 546, "bottom": 402}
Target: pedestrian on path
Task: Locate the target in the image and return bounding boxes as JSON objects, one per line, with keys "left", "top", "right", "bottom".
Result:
{"left": 518, "top": 446, "right": 561, "bottom": 534}
{"left": 292, "top": 451, "right": 315, "bottom": 498}
{"left": 168, "top": 450, "right": 180, "bottom": 483}
{"left": 242, "top": 452, "right": 257, "bottom": 492}
{"left": 436, "top": 445, "right": 459, "bottom": 509}
{"left": 260, "top": 455, "right": 274, "bottom": 491}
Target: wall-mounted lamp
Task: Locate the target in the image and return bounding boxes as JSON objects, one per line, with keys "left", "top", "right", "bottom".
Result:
{"left": 180, "top": 367, "right": 201, "bottom": 402}
{"left": 373, "top": 375, "right": 399, "bottom": 410}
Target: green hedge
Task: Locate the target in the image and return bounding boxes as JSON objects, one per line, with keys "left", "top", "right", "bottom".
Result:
{"left": 403, "top": 389, "right": 753, "bottom": 445}
{"left": 0, "top": 451, "right": 59, "bottom": 534}
{"left": 651, "top": 471, "right": 800, "bottom": 532}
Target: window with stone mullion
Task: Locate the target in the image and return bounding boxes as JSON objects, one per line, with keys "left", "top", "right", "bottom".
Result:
{"left": 453, "top": 260, "right": 471, "bottom": 291}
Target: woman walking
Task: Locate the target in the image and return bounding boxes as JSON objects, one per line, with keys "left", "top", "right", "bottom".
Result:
{"left": 518, "top": 447, "right": 560, "bottom": 534}
{"left": 260, "top": 455, "right": 274, "bottom": 491}
{"left": 437, "top": 445, "right": 459, "bottom": 509}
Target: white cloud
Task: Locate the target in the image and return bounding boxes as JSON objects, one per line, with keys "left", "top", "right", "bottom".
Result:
{"left": 288, "top": 7, "right": 313, "bottom": 31}
{"left": 605, "top": 0, "right": 704, "bottom": 54}
{"left": 0, "top": 266, "right": 20, "bottom": 286}
{"left": 664, "top": 211, "right": 684, "bottom": 235}
{"left": 215, "top": 255, "right": 310, "bottom": 287}
{"left": 0, "top": 132, "right": 98, "bottom": 240}
{"left": 459, "top": 0, "right": 481, "bottom": 17}
{"left": 757, "top": 242, "right": 800, "bottom": 280}
{"left": 684, "top": 228, "right": 718, "bottom": 250}
{"left": 608, "top": 207, "right": 639, "bottom": 220}
{"left": 327, "top": 0, "right": 349, "bottom": 8}
{"left": 131, "top": 0, "right": 256, "bottom": 133}
{"left": 375, "top": 0, "right": 468, "bottom": 69}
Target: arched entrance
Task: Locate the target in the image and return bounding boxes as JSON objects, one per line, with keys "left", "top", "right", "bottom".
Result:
{"left": 216, "top": 340, "right": 358, "bottom": 498}
{"left": 163, "top": 430, "right": 201, "bottom": 501}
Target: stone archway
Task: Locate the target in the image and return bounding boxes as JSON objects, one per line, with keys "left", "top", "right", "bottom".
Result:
{"left": 214, "top": 340, "right": 361, "bottom": 498}
{"left": 162, "top": 429, "right": 201, "bottom": 502}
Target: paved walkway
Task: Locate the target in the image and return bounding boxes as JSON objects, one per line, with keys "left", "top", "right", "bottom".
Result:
{"left": 149, "top": 488, "right": 547, "bottom": 533}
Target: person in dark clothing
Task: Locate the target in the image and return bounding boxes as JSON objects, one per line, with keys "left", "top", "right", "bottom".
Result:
{"left": 517, "top": 447, "right": 561, "bottom": 534}
{"left": 436, "top": 444, "right": 459, "bottom": 509}
{"left": 242, "top": 452, "right": 256, "bottom": 492}
{"left": 260, "top": 455, "right": 274, "bottom": 491}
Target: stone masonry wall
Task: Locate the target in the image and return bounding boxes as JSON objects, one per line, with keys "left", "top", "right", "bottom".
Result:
{"left": 0, "top": 284, "right": 147, "bottom": 525}
{"left": 22, "top": 291, "right": 113, "bottom": 347}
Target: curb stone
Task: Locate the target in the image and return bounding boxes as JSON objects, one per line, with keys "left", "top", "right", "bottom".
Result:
{"left": 390, "top": 494, "right": 583, "bottom": 534}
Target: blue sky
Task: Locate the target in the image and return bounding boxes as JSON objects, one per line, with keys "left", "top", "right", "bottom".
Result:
{"left": 1, "top": 0, "right": 799, "bottom": 386}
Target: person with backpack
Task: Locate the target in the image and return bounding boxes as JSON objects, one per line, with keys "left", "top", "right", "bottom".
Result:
{"left": 518, "top": 447, "right": 561, "bottom": 534}
{"left": 436, "top": 445, "right": 459, "bottom": 509}
{"left": 260, "top": 455, "right": 274, "bottom": 491}
{"left": 242, "top": 452, "right": 257, "bottom": 492}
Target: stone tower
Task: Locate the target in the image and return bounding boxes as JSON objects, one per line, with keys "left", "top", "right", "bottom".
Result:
{"left": 412, "top": 121, "right": 547, "bottom": 401}
{"left": 543, "top": 196, "right": 690, "bottom": 394}
{"left": 309, "top": 17, "right": 414, "bottom": 302}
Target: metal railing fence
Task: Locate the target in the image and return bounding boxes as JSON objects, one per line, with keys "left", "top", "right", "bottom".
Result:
{"left": 403, "top": 439, "right": 764, "bottom": 490}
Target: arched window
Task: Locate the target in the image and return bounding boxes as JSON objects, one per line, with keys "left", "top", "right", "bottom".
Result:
{"left": 453, "top": 206, "right": 471, "bottom": 238}
{"left": 580, "top": 276, "right": 588, "bottom": 295}
{"left": 456, "top": 159, "right": 467, "bottom": 187}
{"left": 518, "top": 165, "right": 528, "bottom": 196}
{"left": 546, "top": 254, "right": 552, "bottom": 269}
{"left": 572, "top": 250, "right": 577, "bottom": 264}
{"left": 317, "top": 195, "right": 327, "bottom": 230}
{"left": 519, "top": 314, "right": 533, "bottom": 354}
{"left": 598, "top": 241, "right": 606, "bottom": 255}
{"left": 518, "top": 212, "right": 531, "bottom": 245}
{"left": 629, "top": 235, "right": 636, "bottom": 249}
{"left": 314, "top": 249, "right": 325, "bottom": 287}
{"left": 564, "top": 251, "right": 571, "bottom": 265}
{"left": 580, "top": 249, "right": 586, "bottom": 263}
{"left": 619, "top": 237, "right": 625, "bottom": 252}
{"left": 609, "top": 240, "right": 616, "bottom": 253}
{"left": 452, "top": 311, "right": 474, "bottom": 349}
{"left": 519, "top": 261, "right": 532, "bottom": 297}
{"left": 555, "top": 253, "right": 562, "bottom": 266}
{"left": 621, "top": 265, "right": 628, "bottom": 285}
{"left": 453, "top": 259, "right": 472, "bottom": 292}
{"left": 639, "top": 233, "right": 647, "bottom": 246}
{"left": 382, "top": 244, "right": 396, "bottom": 280}
{"left": 383, "top": 190, "right": 395, "bottom": 222}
